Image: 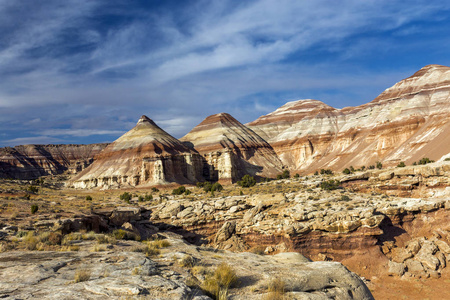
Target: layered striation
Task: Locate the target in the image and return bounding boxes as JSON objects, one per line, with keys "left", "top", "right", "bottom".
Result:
{"left": 248, "top": 64, "right": 450, "bottom": 173}
{"left": 0, "top": 144, "right": 108, "bottom": 179}
{"left": 180, "top": 113, "right": 283, "bottom": 183}
{"left": 71, "top": 116, "right": 204, "bottom": 188}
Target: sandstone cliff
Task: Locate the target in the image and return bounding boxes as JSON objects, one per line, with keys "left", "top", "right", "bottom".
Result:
{"left": 248, "top": 64, "right": 450, "bottom": 173}
{"left": 181, "top": 113, "right": 283, "bottom": 183}
{"left": 0, "top": 143, "right": 108, "bottom": 179}
{"left": 71, "top": 116, "right": 204, "bottom": 189}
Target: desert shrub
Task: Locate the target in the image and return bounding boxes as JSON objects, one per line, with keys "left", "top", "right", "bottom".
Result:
{"left": 74, "top": 269, "right": 91, "bottom": 283}
{"left": 265, "top": 278, "right": 286, "bottom": 300}
{"left": 294, "top": 173, "right": 300, "bottom": 178}
{"left": 368, "top": 165, "right": 375, "bottom": 169}
{"left": 144, "top": 194, "right": 153, "bottom": 201}
{"left": 30, "top": 204, "right": 39, "bottom": 214}
{"left": 239, "top": 190, "right": 244, "bottom": 196}
{"left": 185, "top": 189, "right": 192, "bottom": 195}
{"left": 237, "top": 175, "right": 256, "bottom": 188}
{"left": 151, "top": 187, "right": 159, "bottom": 192}
{"left": 445, "top": 158, "right": 450, "bottom": 161}
{"left": 282, "top": 170, "right": 290, "bottom": 179}
{"left": 276, "top": 174, "right": 283, "bottom": 180}
{"left": 361, "top": 166, "right": 366, "bottom": 171}
{"left": 16, "top": 231, "right": 29, "bottom": 238}
{"left": 314, "top": 171, "right": 319, "bottom": 175}
{"left": 85, "top": 195, "right": 92, "bottom": 201}
{"left": 376, "top": 161, "right": 383, "bottom": 169}
{"left": 320, "top": 169, "right": 333, "bottom": 175}
{"left": 320, "top": 180, "right": 340, "bottom": 191}
{"left": 416, "top": 157, "right": 434, "bottom": 165}
{"left": 138, "top": 195, "right": 144, "bottom": 202}
{"left": 144, "top": 239, "right": 170, "bottom": 257}
{"left": 397, "top": 162, "right": 406, "bottom": 168}
{"left": 27, "top": 186, "right": 39, "bottom": 194}
{"left": 38, "top": 231, "right": 62, "bottom": 245}
{"left": 202, "top": 263, "right": 238, "bottom": 299}
{"left": 340, "top": 195, "right": 350, "bottom": 201}
{"left": 172, "top": 186, "right": 186, "bottom": 195}
{"left": 119, "top": 192, "right": 132, "bottom": 202}
{"left": 342, "top": 168, "right": 351, "bottom": 175}
{"left": 211, "top": 183, "right": 223, "bottom": 192}
{"left": 203, "top": 182, "right": 213, "bottom": 192}
{"left": 196, "top": 182, "right": 206, "bottom": 188}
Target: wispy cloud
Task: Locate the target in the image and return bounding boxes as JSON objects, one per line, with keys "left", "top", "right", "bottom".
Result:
{"left": 0, "top": 0, "right": 449, "bottom": 146}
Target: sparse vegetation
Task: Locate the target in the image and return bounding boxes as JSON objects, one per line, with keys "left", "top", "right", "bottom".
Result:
{"left": 27, "top": 186, "right": 39, "bottom": 194}
{"left": 414, "top": 157, "right": 435, "bottom": 165}
{"left": 376, "top": 161, "right": 383, "bottom": 169}
{"left": 85, "top": 195, "right": 92, "bottom": 200}
{"left": 445, "top": 157, "right": 450, "bottom": 161}
{"left": 119, "top": 192, "right": 132, "bottom": 203}
{"left": 320, "top": 169, "right": 333, "bottom": 175}
{"left": 320, "top": 179, "right": 340, "bottom": 191}
{"left": 343, "top": 168, "right": 351, "bottom": 175}
{"left": 172, "top": 186, "right": 186, "bottom": 195}
{"left": 237, "top": 175, "right": 256, "bottom": 188}
{"left": 397, "top": 162, "right": 406, "bottom": 168}
{"left": 30, "top": 204, "right": 38, "bottom": 214}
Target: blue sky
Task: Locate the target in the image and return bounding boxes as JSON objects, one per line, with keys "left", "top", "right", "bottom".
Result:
{"left": 1, "top": 0, "right": 450, "bottom": 147}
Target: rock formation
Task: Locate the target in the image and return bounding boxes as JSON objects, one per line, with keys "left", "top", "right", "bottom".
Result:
{"left": 181, "top": 113, "right": 283, "bottom": 183}
{"left": 0, "top": 144, "right": 108, "bottom": 179}
{"left": 248, "top": 64, "right": 450, "bottom": 173}
{"left": 71, "top": 116, "right": 204, "bottom": 189}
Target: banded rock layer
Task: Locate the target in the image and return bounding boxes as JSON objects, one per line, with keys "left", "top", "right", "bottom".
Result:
{"left": 0, "top": 144, "right": 108, "bottom": 179}
{"left": 181, "top": 113, "right": 282, "bottom": 183}
{"left": 248, "top": 64, "right": 450, "bottom": 173}
{"left": 71, "top": 116, "right": 204, "bottom": 189}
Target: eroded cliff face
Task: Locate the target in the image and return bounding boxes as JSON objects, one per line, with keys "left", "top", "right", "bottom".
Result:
{"left": 0, "top": 144, "right": 108, "bottom": 179}
{"left": 180, "top": 113, "right": 283, "bottom": 183}
{"left": 71, "top": 116, "right": 204, "bottom": 189}
{"left": 248, "top": 64, "right": 450, "bottom": 173}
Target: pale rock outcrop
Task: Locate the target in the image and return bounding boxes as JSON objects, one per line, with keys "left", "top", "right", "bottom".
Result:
{"left": 181, "top": 113, "right": 283, "bottom": 183}
{"left": 71, "top": 116, "right": 204, "bottom": 188}
{"left": 248, "top": 64, "right": 450, "bottom": 173}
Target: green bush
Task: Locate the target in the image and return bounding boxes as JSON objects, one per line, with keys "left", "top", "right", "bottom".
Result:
{"left": 320, "top": 180, "right": 340, "bottom": 191}
{"left": 314, "top": 171, "right": 319, "bottom": 175}
{"left": 144, "top": 194, "right": 153, "bottom": 201}
{"left": 211, "top": 182, "right": 223, "bottom": 192}
{"left": 27, "top": 186, "right": 39, "bottom": 194}
{"left": 85, "top": 195, "right": 92, "bottom": 201}
{"left": 237, "top": 175, "right": 256, "bottom": 188}
{"left": 416, "top": 157, "right": 434, "bottom": 165}
{"left": 368, "top": 165, "right": 375, "bottom": 169}
{"left": 342, "top": 168, "right": 351, "bottom": 175}
{"left": 376, "top": 161, "right": 383, "bottom": 169}
{"left": 294, "top": 173, "right": 300, "bottom": 178}
{"left": 397, "top": 162, "right": 406, "bottom": 168}
{"left": 185, "top": 189, "right": 192, "bottom": 195}
{"left": 151, "top": 187, "right": 159, "bottom": 193}
{"left": 120, "top": 192, "right": 132, "bottom": 203}
{"left": 172, "top": 186, "right": 186, "bottom": 195}
{"left": 444, "top": 158, "right": 450, "bottom": 161}
{"left": 340, "top": 195, "right": 350, "bottom": 201}
{"left": 320, "top": 169, "right": 333, "bottom": 175}
{"left": 30, "top": 204, "right": 39, "bottom": 214}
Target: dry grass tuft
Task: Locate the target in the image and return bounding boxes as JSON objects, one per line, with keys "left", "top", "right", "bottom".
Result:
{"left": 264, "top": 278, "right": 286, "bottom": 300}
{"left": 202, "top": 263, "right": 238, "bottom": 300}
{"left": 74, "top": 268, "right": 91, "bottom": 283}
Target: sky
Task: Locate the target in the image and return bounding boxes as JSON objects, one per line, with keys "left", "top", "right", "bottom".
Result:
{"left": 1, "top": 0, "right": 450, "bottom": 147}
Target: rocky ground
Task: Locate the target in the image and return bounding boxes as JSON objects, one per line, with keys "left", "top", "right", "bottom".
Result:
{"left": 1, "top": 161, "right": 450, "bottom": 299}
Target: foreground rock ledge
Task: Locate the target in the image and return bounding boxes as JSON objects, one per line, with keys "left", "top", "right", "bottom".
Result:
{"left": 0, "top": 235, "right": 373, "bottom": 299}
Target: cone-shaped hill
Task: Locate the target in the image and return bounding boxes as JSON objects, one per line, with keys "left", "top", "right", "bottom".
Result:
{"left": 181, "top": 113, "right": 283, "bottom": 183}
{"left": 71, "top": 116, "right": 204, "bottom": 188}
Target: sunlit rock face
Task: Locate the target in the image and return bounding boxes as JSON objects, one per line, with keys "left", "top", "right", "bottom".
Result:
{"left": 0, "top": 144, "right": 108, "bottom": 179}
{"left": 181, "top": 113, "right": 283, "bottom": 183}
{"left": 71, "top": 116, "right": 204, "bottom": 189}
{"left": 248, "top": 65, "right": 450, "bottom": 173}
